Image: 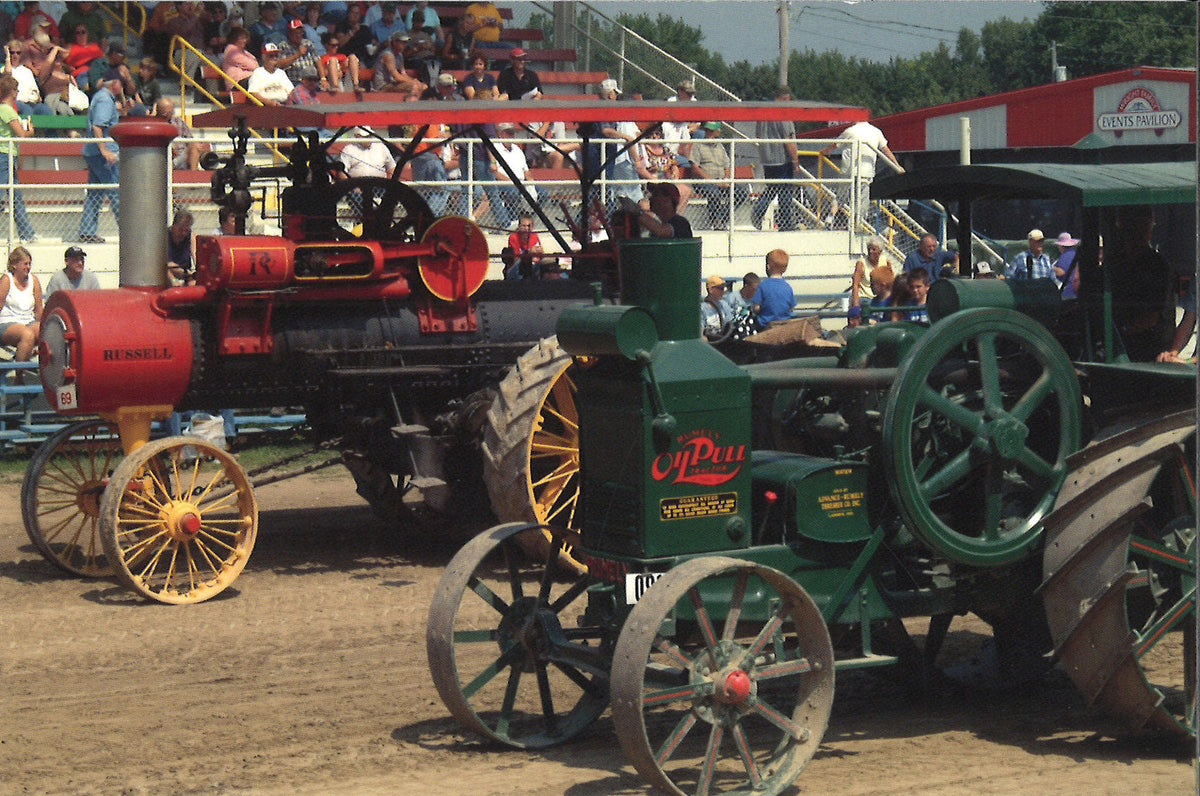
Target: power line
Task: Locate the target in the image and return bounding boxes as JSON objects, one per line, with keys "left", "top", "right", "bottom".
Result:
{"left": 787, "top": 28, "right": 914, "bottom": 60}
{"left": 795, "top": 3, "right": 965, "bottom": 38}
{"left": 795, "top": 6, "right": 959, "bottom": 53}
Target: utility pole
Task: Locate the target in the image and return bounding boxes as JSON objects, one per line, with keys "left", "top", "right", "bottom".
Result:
{"left": 1050, "top": 40, "right": 1067, "bottom": 82}
{"left": 779, "top": 1, "right": 790, "bottom": 88}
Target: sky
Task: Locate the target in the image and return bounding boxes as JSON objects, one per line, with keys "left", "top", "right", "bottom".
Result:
{"left": 514, "top": 1, "right": 1042, "bottom": 66}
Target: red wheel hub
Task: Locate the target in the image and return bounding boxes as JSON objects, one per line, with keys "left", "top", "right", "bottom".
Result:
{"left": 180, "top": 513, "right": 201, "bottom": 536}
{"left": 722, "top": 669, "right": 751, "bottom": 704}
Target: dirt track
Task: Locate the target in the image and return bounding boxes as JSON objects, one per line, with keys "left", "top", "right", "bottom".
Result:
{"left": 0, "top": 468, "right": 1194, "bottom": 796}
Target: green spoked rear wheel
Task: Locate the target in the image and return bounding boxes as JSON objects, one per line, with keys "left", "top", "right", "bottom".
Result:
{"left": 426, "top": 523, "right": 611, "bottom": 748}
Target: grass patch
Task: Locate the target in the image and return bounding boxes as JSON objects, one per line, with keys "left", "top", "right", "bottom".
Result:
{"left": 0, "top": 429, "right": 343, "bottom": 486}
{"left": 0, "top": 451, "right": 30, "bottom": 483}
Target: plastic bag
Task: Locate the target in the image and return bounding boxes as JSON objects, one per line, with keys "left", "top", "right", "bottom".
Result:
{"left": 186, "top": 412, "right": 227, "bottom": 450}
{"left": 67, "top": 82, "right": 89, "bottom": 112}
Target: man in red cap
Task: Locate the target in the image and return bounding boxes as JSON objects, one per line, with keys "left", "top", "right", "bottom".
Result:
{"left": 497, "top": 47, "right": 540, "bottom": 100}
{"left": 277, "top": 17, "right": 321, "bottom": 85}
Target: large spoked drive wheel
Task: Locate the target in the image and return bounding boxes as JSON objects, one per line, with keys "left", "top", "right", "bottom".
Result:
{"left": 331, "top": 176, "right": 433, "bottom": 242}
{"left": 426, "top": 523, "right": 611, "bottom": 747}
{"left": 883, "top": 309, "right": 1082, "bottom": 566}
{"left": 1042, "top": 410, "right": 1195, "bottom": 738}
{"left": 611, "top": 557, "right": 834, "bottom": 796}
{"left": 483, "top": 338, "right": 584, "bottom": 568}
{"left": 21, "top": 419, "right": 123, "bottom": 577}
{"left": 99, "top": 436, "right": 258, "bottom": 604}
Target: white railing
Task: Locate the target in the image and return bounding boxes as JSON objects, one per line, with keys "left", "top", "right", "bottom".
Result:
{"left": 2, "top": 134, "right": 928, "bottom": 285}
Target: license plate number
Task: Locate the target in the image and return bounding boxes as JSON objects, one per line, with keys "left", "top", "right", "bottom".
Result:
{"left": 625, "top": 572, "right": 664, "bottom": 604}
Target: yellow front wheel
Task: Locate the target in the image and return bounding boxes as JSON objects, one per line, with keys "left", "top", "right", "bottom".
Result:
{"left": 99, "top": 436, "right": 257, "bottom": 604}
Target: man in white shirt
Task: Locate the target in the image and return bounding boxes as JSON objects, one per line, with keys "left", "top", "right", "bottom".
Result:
{"left": 662, "top": 78, "right": 700, "bottom": 168}
{"left": 820, "top": 120, "right": 904, "bottom": 230}
{"left": 340, "top": 126, "right": 396, "bottom": 179}
{"left": 246, "top": 43, "right": 294, "bottom": 106}
{"left": 597, "top": 79, "right": 642, "bottom": 204}
{"left": 491, "top": 122, "right": 534, "bottom": 229}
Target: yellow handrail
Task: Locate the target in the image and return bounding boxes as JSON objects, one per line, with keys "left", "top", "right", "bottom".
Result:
{"left": 169, "top": 36, "right": 264, "bottom": 113}
{"left": 167, "top": 36, "right": 285, "bottom": 162}
{"left": 810, "top": 149, "right": 922, "bottom": 258}
{"left": 97, "top": 2, "right": 146, "bottom": 50}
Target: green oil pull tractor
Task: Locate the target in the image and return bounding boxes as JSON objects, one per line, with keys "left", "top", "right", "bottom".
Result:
{"left": 427, "top": 237, "right": 1194, "bottom": 796}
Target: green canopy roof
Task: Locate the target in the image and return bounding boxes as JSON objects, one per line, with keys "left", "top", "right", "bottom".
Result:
{"left": 873, "top": 161, "right": 1196, "bottom": 207}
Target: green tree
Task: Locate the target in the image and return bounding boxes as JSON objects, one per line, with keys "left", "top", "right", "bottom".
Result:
{"left": 528, "top": 3, "right": 1195, "bottom": 115}
{"left": 979, "top": 18, "right": 1047, "bottom": 93}
{"left": 1041, "top": 1, "right": 1197, "bottom": 77}
{"left": 953, "top": 29, "right": 993, "bottom": 98}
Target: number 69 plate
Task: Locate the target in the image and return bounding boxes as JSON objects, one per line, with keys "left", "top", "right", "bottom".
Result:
{"left": 625, "top": 572, "right": 664, "bottom": 604}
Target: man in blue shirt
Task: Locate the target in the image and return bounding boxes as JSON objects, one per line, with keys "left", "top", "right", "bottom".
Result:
{"left": 1006, "top": 228, "right": 1056, "bottom": 281}
{"left": 78, "top": 75, "right": 121, "bottom": 243}
{"left": 250, "top": 3, "right": 289, "bottom": 55}
{"left": 752, "top": 248, "right": 796, "bottom": 325}
{"left": 902, "top": 233, "right": 957, "bottom": 282}
{"left": 369, "top": 3, "right": 407, "bottom": 53}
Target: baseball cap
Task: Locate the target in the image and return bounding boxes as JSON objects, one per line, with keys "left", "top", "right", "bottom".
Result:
{"left": 497, "top": 122, "right": 515, "bottom": 132}
{"left": 678, "top": 79, "right": 695, "bottom": 93}
{"left": 437, "top": 73, "right": 456, "bottom": 86}
{"left": 391, "top": 30, "right": 409, "bottom": 42}
{"left": 599, "top": 78, "right": 620, "bottom": 94}
{"left": 703, "top": 121, "right": 720, "bottom": 131}
{"left": 107, "top": 40, "right": 125, "bottom": 55}
{"left": 1027, "top": 228, "right": 1045, "bottom": 241}
{"left": 64, "top": 246, "right": 86, "bottom": 259}
{"left": 510, "top": 48, "right": 526, "bottom": 59}
{"left": 705, "top": 274, "right": 726, "bottom": 289}
{"left": 975, "top": 261, "right": 993, "bottom": 275}
{"left": 263, "top": 42, "right": 281, "bottom": 54}
{"left": 354, "top": 125, "right": 374, "bottom": 137}
{"left": 288, "top": 18, "right": 304, "bottom": 30}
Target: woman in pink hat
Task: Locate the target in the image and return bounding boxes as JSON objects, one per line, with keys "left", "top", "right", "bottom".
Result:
{"left": 1054, "top": 231, "right": 1081, "bottom": 298}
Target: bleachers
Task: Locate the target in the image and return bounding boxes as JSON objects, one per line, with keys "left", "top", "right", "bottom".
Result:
{"left": 28, "top": 115, "right": 89, "bottom": 133}
{"left": 500, "top": 28, "right": 545, "bottom": 43}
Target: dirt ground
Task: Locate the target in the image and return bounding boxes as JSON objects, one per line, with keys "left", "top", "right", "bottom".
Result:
{"left": 0, "top": 466, "right": 1194, "bottom": 796}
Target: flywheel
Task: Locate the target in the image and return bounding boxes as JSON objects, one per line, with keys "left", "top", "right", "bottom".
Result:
{"left": 882, "top": 309, "right": 1083, "bottom": 566}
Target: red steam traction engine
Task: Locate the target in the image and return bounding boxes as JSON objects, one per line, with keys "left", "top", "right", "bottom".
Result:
{"left": 26, "top": 117, "right": 593, "bottom": 603}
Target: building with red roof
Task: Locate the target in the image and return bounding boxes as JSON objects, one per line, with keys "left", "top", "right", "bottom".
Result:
{"left": 804, "top": 67, "right": 1195, "bottom": 168}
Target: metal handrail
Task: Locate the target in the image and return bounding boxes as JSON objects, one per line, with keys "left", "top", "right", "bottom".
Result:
{"left": 97, "top": 1, "right": 146, "bottom": 49}
{"left": 3, "top": 134, "right": 935, "bottom": 271}
{"left": 169, "top": 36, "right": 262, "bottom": 112}
{"left": 529, "top": 1, "right": 746, "bottom": 139}
{"left": 167, "top": 36, "right": 286, "bottom": 162}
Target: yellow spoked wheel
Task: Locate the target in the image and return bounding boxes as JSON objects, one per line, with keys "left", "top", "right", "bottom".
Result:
{"left": 99, "top": 436, "right": 257, "bottom": 604}
{"left": 21, "top": 419, "right": 123, "bottom": 577}
{"left": 483, "top": 338, "right": 585, "bottom": 571}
